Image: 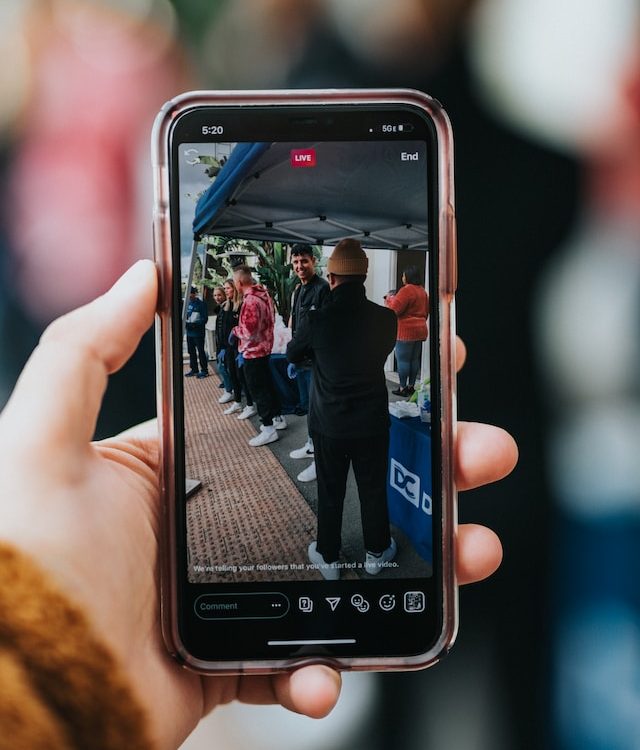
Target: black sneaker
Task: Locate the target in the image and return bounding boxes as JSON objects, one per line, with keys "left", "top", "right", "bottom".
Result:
{"left": 196, "top": 371, "right": 209, "bottom": 379}
{"left": 185, "top": 370, "right": 198, "bottom": 377}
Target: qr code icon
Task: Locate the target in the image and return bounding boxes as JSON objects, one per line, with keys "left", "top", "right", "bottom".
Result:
{"left": 404, "top": 591, "right": 426, "bottom": 613}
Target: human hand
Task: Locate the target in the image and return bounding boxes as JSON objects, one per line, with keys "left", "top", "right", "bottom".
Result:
{"left": 228, "top": 332, "right": 238, "bottom": 347}
{"left": 287, "top": 362, "right": 297, "bottom": 379}
{"left": 236, "top": 353, "right": 245, "bottom": 368}
{"left": 0, "top": 262, "right": 516, "bottom": 749}
{"left": 452, "top": 336, "right": 514, "bottom": 584}
{"left": 217, "top": 348, "right": 226, "bottom": 363}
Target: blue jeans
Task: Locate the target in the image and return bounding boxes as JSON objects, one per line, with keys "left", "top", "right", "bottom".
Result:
{"left": 395, "top": 340, "right": 423, "bottom": 388}
{"left": 216, "top": 353, "right": 233, "bottom": 392}
{"left": 296, "top": 367, "right": 313, "bottom": 413}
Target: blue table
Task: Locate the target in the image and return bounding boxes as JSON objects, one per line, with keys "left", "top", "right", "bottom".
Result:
{"left": 387, "top": 415, "right": 433, "bottom": 563}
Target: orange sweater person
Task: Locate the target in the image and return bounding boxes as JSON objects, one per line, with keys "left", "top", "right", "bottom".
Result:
{"left": 385, "top": 265, "right": 430, "bottom": 397}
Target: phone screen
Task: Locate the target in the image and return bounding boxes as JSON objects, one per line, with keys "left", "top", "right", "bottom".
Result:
{"left": 166, "top": 102, "right": 449, "bottom": 666}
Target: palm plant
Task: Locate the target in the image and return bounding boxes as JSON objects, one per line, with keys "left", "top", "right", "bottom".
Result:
{"left": 253, "top": 242, "right": 296, "bottom": 322}
{"left": 203, "top": 236, "right": 256, "bottom": 288}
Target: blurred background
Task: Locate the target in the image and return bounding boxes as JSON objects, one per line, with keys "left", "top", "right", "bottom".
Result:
{"left": 1, "top": 1, "right": 638, "bottom": 748}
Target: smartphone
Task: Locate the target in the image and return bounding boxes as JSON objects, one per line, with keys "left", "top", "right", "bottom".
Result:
{"left": 152, "top": 89, "right": 457, "bottom": 673}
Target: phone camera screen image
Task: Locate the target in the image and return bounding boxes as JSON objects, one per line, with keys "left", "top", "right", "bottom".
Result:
{"left": 157, "top": 94, "right": 456, "bottom": 670}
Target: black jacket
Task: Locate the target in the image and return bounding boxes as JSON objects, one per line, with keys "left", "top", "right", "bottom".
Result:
{"left": 290, "top": 274, "right": 330, "bottom": 334}
{"left": 287, "top": 282, "right": 397, "bottom": 439}
{"left": 218, "top": 302, "right": 240, "bottom": 352}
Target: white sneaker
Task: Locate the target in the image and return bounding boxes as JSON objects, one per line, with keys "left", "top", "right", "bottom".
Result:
{"left": 273, "top": 415, "right": 287, "bottom": 430}
{"left": 223, "top": 401, "right": 242, "bottom": 415}
{"left": 289, "top": 439, "right": 314, "bottom": 460}
{"left": 364, "top": 538, "right": 397, "bottom": 575}
{"left": 297, "top": 461, "right": 317, "bottom": 483}
{"left": 237, "top": 405, "right": 257, "bottom": 420}
{"left": 248, "top": 425, "right": 279, "bottom": 447}
{"left": 218, "top": 391, "right": 234, "bottom": 404}
{"left": 307, "top": 541, "right": 340, "bottom": 580}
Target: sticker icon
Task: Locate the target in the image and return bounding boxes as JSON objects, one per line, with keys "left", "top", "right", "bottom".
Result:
{"left": 350, "top": 594, "right": 370, "bottom": 613}
{"left": 325, "top": 597, "right": 341, "bottom": 612}
{"left": 404, "top": 591, "right": 426, "bottom": 613}
{"left": 379, "top": 594, "right": 396, "bottom": 612}
{"left": 298, "top": 596, "right": 314, "bottom": 613}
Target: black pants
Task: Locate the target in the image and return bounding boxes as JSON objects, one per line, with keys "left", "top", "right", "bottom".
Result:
{"left": 243, "top": 356, "right": 280, "bottom": 427}
{"left": 187, "top": 335, "right": 207, "bottom": 373}
{"left": 312, "top": 431, "right": 391, "bottom": 562}
{"left": 226, "top": 348, "right": 253, "bottom": 405}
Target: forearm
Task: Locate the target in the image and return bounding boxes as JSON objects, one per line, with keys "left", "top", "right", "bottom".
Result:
{"left": 385, "top": 291, "right": 408, "bottom": 315}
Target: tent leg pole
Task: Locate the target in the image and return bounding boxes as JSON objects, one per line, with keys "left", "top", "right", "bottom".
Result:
{"left": 182, "top": 239, "right": 200, "bottom": 333}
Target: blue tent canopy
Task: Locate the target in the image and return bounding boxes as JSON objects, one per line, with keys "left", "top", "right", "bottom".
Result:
{"left": 190, "top": 140, "right": 429, "bottom": 250}
{"left": 192, "top": 142, "right": 270, "bottom": 239}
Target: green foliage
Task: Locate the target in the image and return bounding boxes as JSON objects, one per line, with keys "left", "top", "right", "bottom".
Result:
{"left": 253, "top": 242, "right": 297, "bottom": 323}
{"left": 192, "top": 254, "right": 203, "bottom": 286}
{"left": 202, "top": 237, "right": 232, "bottom": 289}
{"left": 181, "top": 253, "right": 203, "bottom": 298}
{"left": 312, "top": 244, "right": 327, "bottom": 271}
{"left": 202, "top": 236, "right": 254, "bottom": 288}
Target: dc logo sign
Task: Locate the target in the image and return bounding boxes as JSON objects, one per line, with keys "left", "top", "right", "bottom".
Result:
{"left": 390, "top": 458, "right": 419, "bottom": 505}
{"left": 390, "top": 459, "right": 432, "bottom": 516}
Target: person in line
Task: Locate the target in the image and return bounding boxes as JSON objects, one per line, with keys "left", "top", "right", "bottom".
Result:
{"left": 185, "top": 285, "right": 209, "bottom": 379}
{"left": 0, "top": 260, "right": 516, "bottom": 747}
{"left": 287, "top": 244, "right": 330, "bottom": 483}
{"left": 287, "top": 239, "right": 397, "bottom": 579}
{"left": 218, "top": 279, "right": 256, "bottom": 419}
{"left": 212, "top": 285, "right": 234, "bottom": 397}
{"left": 232, "top": 265, "right": 286, "bottom": 445}
{"left": 384, "top": 265, "right": 430, "bottom": 397}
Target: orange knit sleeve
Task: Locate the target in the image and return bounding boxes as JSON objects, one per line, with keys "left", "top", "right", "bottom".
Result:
{"left": 0, "top": 544, "right": 153, "bottom": 750}
{"left": 385, "top": 285, "right": 411, "bottom": 316}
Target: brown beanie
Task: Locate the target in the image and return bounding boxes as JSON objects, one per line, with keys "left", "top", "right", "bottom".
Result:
{"left": 327, "top": 239, "right": 369, "bottom": 276}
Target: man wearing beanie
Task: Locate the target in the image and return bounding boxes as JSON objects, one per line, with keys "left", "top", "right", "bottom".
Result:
{"left": 286, "top": 238, "right": 398, "bottom": 579}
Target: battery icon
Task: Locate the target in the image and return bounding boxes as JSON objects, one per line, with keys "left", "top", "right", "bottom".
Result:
{"left": 399, "top": 123, "right": 414, "bottom": 133}
{"left": 398, "top": 124, "right": 403, "bottom": 132}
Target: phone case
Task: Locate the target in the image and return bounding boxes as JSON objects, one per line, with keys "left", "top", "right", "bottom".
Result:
{"left": 151, "top": 89, "right": 457, "bottom": 674}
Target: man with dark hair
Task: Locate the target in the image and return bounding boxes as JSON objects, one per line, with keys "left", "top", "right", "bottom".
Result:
{"left": 287, "top": 239, "right": 397, "bottom": 579}
{"left": 185, "top": 286, "right": 209, "bottom": 379}
{"left": 232, "top": 265, "right": 286, "bottom": 446}
{"left": 287, "top": 244, "right": 330, "bottom": 482}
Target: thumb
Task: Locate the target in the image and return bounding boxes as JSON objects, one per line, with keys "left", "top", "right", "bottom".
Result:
{"left": 0, "top": 260, "right": 157, "bottom": 455}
